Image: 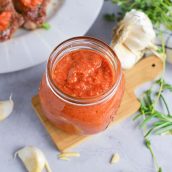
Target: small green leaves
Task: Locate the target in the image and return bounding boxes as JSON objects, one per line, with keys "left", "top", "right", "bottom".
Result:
{"left": 42, "top": 22, "right": 51, "bottom": 30}
{"left": 158, "top": 167, "right": 162, "bottom": 172}
{"left": 107, "top": 0, "right": 172, "bottom": 31}
{"left": 157, "top": 47, "right": 163, "bottom": 54}
{"left": 104, "top": 13, "right": 116, "bottom": 22}
{"left": 156, "top": 79, "right": 172, "bottom": 92}
{"left": 111, "top": 0, "right": 117, "bottom": 4}
{"left": 135, "top": 78, "right": 172, "bottom": 136}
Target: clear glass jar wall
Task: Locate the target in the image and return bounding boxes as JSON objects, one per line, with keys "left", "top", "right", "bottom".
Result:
{"left": 39, "top": 37, "right": 125, "bottom": 135}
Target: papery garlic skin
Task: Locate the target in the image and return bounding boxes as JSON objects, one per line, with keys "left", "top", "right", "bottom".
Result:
{"left": 114, "top": 43, "right": 143, "bottom": 69}
{"left": 0, "top": 96, "right": 14, "bottom": 121}
{"left": 111, "top": 9, "right": 156, "bottom": 69}
{"left": 16, "top": 146, "right": 52, "bottom": 172}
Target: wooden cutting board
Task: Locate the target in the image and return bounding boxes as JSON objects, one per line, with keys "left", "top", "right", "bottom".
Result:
{"left": 32, "top": 56, "right": 163, "bottom": 152}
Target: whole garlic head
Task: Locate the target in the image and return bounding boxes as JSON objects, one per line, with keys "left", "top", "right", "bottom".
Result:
{"left": 111, "top": 9, "right": 156, "bottom": 69}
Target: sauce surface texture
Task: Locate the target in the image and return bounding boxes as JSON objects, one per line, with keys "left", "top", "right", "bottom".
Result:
{"left": 52, "top": 49, "right": 115, "bottom": 98}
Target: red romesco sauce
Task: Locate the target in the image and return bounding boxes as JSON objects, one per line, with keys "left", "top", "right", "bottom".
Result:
{"left": 39, "top": 49, "right": 125, "bottom": 135}
{"left": 52, "top": 50, "right": 115, "bottom": 98}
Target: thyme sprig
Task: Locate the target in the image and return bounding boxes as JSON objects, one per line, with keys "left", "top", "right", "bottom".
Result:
{"left": 134, "top": 79, "right": 172, "bottom": 137}
{"left": 145, "top": 139, "right": 162, "bottom": 172}
{"left": 134, "top": 78, "right": 172, "bottom": 172}
{"left": 133, "top": 37, "right": 172, "bottom": 172}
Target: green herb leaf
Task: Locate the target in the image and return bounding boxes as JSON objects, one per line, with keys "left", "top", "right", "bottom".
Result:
{"left": 159, "top": 94, "right": 170, "bottom": 115}
{"left": 104, "top": 13, "right": 116, "bottom": 22}
{"left": 145, "top": 138, "right": 151, "bottom": 148}
{"left": 158, "top": 167, "right": 162, "bottom": 172}
{"left": 42, "top": 22, "right": 51, "bottom": 30}
{"left": 157, "top": 47, "right": 163, "bottom": 54}
{"left": 156, "top": 79, "right": 172, "bottom": 92}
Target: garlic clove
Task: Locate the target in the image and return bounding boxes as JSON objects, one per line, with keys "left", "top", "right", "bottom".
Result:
{"left": 16, "top": 146, "right": 52, "bottom": 172}
{"left": 113, "top": 43, "right": 143, "bottom": 69}
{"left": 0, "top": 95, "right": 14, "bottom": 121}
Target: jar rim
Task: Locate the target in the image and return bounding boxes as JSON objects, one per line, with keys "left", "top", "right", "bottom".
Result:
{"left": 46, "top": 36, "right": 122, "bottom": 106}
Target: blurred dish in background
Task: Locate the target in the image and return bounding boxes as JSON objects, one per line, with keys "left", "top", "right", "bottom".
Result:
{"left": 0, "top": 0, "right": 103, "bottom": 73}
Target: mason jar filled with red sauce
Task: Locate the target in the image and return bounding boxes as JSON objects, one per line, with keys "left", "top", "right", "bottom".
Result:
{"left": 39, "top": 37, "right": 125, "bottom": 135}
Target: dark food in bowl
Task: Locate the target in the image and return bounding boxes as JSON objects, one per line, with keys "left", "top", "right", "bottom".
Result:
{"left": 13, "top": 0, "right": 49, "bottom": 30}
{"left": 0, "top": 0, "right": 50, "bottom": 42}
{"left": 0, "top": 0, "right": 24, "bottom": 42}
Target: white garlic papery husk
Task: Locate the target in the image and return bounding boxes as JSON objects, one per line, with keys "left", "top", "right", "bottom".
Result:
{"left": 113, "top": 43, "right": 144, "bottom": 69}
{"left": 16, "top": 146, "right": 52, "bottom": 172}
{"left": 0, "top": 96, "right": 14, "bottom": 121}
{"left": 111, "top": 9, "right": 156, "bottom": 69}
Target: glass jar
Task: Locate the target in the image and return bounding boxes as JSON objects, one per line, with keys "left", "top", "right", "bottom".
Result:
{"left": 39, "top": 37, "right": 125, "bottom": 135}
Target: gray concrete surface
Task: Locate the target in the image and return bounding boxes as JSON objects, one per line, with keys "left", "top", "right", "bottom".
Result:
{"left": 0, "top": 1, "right": 172, "bottom": 172}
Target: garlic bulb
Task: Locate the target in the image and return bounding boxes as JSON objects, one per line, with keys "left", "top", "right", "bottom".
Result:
{"left": 15, "top": 146, "right": 52, "bottom": 172}
{"left": 111, "top": 9, "right": 156, "bottom": 69}
{"left": 0, "top": 95, "right": 14, "bottom": 121}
